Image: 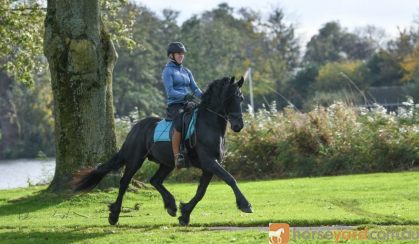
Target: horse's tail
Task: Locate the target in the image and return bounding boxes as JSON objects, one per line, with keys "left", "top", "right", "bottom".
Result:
{"left": 72, "top": 152, "right": 124, "bottom": 192}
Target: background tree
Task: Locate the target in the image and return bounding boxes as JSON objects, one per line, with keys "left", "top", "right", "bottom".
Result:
{"left": 304, "top": 21, "right": 375, "bottom": 65}
{"left": 112, "top": 4, "right": 166, "bottom": 118}
{"left": 401, "top": 44, "right": 419, "bottom": 83}
{"left": 354, "top": 25, "right": 388, "bottom": 50}
{"left": 401, "top": 43, "right": 419, "bottom": 101}
{"left": 306, "top": 61, "right": 366, "bottom": 108}
{"left": 181, "top": 3, "right": 244, "bottom": 85}
{"left": 284, "top": 64, "right": 319, "bottom": 109}
{"left": 0, "top": 0, "right": 44, "bottom": 158}
{"left": 0, "top": 71, "right": 21, "bottom": 158}
{"left": 262, "top": 8, "right": 300, "bottom": 107}
{"left": 363, "top": 49, "right": 404, "bottom": 86}
{"left": 181, "top": 3, "right": 300, "bottom": 109}
{"left": 13, "top": 73, "right": 55, "bottom": 157}
{"left": 387, "top": 29, "right": 418, "bottom": 59}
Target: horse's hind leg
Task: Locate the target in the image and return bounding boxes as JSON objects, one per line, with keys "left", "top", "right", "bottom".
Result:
{"left": 109, "top": 158, "right": 143, "bottom": 225}
{"left": 149, "top": 164, "right": 176, "bottom": 217}
{"left": 204, "top": 160, "right": 253, "bottom": 213}
{"left": 178, "top": 170, "right": 213, "bottom": 226}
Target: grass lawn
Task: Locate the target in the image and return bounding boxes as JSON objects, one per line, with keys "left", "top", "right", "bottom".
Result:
{"left": 0, "top": 171, "right": 418, "bottom": 243}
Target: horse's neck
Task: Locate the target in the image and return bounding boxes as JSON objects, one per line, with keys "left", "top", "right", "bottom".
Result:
{"left": 198, "top": 107, "right": 227, "bottom": 136}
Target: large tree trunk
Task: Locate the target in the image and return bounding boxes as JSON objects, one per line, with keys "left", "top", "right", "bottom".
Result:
{"left": 44, "top": 0, "right": 117, "bottom": 191}
{"left": 0, "top": 69, "right": 20, "bottom": 158}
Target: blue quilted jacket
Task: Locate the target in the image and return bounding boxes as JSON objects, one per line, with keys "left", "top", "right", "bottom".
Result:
{"left": 162, "top": 62, "right": 202, "bottom": 105}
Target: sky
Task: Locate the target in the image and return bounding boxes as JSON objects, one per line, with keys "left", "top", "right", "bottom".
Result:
{"left": 134, "top": 0, "right": 419, "bottom": 44}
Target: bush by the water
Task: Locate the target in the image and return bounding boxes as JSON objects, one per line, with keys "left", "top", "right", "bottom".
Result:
{"left": 225, "top": 100, "right": 419, "bottom": 179}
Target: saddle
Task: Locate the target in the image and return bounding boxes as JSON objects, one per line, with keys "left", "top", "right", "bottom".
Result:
{"left": 153, "top": 108, "right": 198, "bottom": 143}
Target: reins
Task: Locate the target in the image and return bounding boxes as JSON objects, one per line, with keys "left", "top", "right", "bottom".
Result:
{"left": 203, "top": 107, "right": 228, "bottom": 121}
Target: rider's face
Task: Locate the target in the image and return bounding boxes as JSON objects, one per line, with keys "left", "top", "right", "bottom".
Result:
{"left": 173, "top": 52, "right": 185, "bottom": 64}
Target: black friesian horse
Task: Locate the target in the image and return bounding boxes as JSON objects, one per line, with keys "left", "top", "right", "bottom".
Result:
{"left": 73, "top": 76, "right": 253, "bottom": 226}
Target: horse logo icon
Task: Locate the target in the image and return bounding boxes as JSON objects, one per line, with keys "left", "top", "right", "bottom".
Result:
{"left": 269, "top": 223, "right": 290, "bottom": 244}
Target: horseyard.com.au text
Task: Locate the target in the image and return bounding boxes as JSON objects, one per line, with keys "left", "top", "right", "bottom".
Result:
{"left": 269, "top": 223, "right": 419, "bottom": 243}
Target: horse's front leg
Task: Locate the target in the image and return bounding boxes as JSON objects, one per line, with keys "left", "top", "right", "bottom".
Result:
{"left": 204, "top": 160, "right": 253, "bottom": 213}
{"left": 178, "top": 170, "right": 213, "bottom": 226}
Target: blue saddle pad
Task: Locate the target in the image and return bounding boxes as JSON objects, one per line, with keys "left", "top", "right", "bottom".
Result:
{"left": 153, "top": 109, "right": 198, "bottom": 142}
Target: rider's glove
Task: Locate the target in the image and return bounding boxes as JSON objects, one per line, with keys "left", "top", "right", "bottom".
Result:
{"left": 184, "top": 93, "right": 195, "bottom": 102}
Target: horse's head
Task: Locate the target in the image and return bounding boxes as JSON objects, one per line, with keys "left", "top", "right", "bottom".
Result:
{"left": 201, "top": 76, "right": 245, "bottom": 132}
{"left": 224, "top": 76, "right": 245, "bottom": 132}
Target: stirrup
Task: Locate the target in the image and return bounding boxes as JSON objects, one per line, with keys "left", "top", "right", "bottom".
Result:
{"left": 175, "top": 153, "right": 185, "bottom": 169}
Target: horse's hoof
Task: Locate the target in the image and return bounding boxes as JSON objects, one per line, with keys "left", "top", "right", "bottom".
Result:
{"left": 108, "top": 213, "right": 119, "bottom": 225}
{"left": 239, "top": 204, "right": 253, "bottom": 213}
{"left": 178, "top": 215, "right": 190, "bottom": 226}
{"left": 166, "top": 207, "right": 177, "bottom": 217}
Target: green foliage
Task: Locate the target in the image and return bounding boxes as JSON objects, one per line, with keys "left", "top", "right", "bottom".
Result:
{"left": 401, "top": 44, "right": 419, "bottom": 83}
{"left": 110, "top": 3, "right": 300, "bottom": 117}
{"left": 7, "top": 73, "right": 55, "bottom": 158}
{"left": 225, "top": 102, "right": 419, "bottom": 179}
{"left": 304, "top": 21, "right": 375, "bottom": 65}
{"left": 294, "top": 21, "right": 418, "bottom": 112}
{"left": 364, "top": 49, "right": 404, "bottom": 86}
{"left": 114, "top": 116, "right": 133, "bottom": 149}
{"left": 283, "top": 64, "right": 319, "bottom": 109}
{"left": 387, "top": 28, "right": 419, "bottom": 59}
{"left": 314, "top": 60, "right": 366, "bottom": 91}
{"left": 297, "top": 61, "right": 368, "bottom": 109}
{"left": 112, "top": 4, "right": 166, "bottom": 117}
{"left": 180, "top": 4, "right": 299, "bottom": 107}
{"left": 306, "top": 90, "right": 362, "bottom": 109}
{"left": 0, "top": 0, "right": 44, "bottom": 85}
{"left": 101, "top": 0, "right": 138, "bottom": 50}
{"left": 0, "top": 0, "right": 136, "bottom": 86}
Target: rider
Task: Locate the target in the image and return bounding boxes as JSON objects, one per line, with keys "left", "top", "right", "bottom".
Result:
{"left": 162, "top": 42, "right": 203, "bottom": 169}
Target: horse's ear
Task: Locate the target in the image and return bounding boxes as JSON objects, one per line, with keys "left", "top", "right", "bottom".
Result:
{"left": 237, "top": 76, "right": 244, "bottom": 88}
{"left": 230, "top": 76, "right": 235, "bottom": 84}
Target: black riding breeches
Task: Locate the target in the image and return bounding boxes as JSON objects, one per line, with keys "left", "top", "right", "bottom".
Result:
{"left": 166, "top": 103, "right": 185, "bottom": 132}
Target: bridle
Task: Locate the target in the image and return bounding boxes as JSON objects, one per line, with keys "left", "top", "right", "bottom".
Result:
{"left": 201, "top": 92, "right": 243, "bottom": 123}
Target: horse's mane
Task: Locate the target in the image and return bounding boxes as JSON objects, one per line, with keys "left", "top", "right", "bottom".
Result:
{"left": 200, "top": 77, "right": 230, "bottom": 107}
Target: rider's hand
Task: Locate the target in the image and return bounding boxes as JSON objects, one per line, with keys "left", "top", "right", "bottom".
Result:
{"left": 185, "top": 102, "right": 196, "bottom": 110}
{"left": 184, "top": 93, "right": 195, "bottom": 102}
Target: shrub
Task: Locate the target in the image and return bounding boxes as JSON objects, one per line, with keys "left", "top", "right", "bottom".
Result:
{"left": 224, "top": 101, "right": 419, "bottom": 179}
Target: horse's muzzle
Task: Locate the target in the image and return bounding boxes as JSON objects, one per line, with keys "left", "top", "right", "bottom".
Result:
{"left": 228, "top": 113, "right": 243, "bottom": 132}
{"left": 231, "top": 121, "right": 243, "bottom": 132}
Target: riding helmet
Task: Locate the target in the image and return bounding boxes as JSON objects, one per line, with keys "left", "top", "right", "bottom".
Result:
{"left": 167, "top": 42, "right": 187, "bottom": 56}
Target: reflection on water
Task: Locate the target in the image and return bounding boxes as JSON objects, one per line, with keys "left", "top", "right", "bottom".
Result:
{"left": 0, "top": 159, "right": 55, "bottom": 190}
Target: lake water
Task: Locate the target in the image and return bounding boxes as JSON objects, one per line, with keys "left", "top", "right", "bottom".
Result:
{"left": 0, "top": 159, "right": 55, "bottom": 190}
